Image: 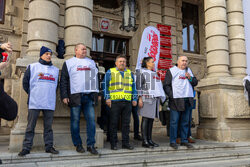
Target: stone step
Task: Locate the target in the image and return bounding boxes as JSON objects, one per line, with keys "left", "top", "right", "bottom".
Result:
{"left": 2, "top": 142, "right": 250, "bottom": 166}
{"left": 3, "top": 148, "right": 250, "bottom": 167}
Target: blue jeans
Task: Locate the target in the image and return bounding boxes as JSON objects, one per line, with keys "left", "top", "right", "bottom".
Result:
{"left": 70, "top": 94, "right": 96, "bottom": 147}
{"left": 170, "top": 101, "right": 192, "bottom": 144}
{"left": 177, "top": 108, "right": 192, "bottom": 138}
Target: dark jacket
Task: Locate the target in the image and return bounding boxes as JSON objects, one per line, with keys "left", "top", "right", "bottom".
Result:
{"left": 0, "top": 46, "right": 18, "bottom": 121}
{"left": 0, "top": 48, "right": 5, "bottom": 63}
{"left": 60, "top": 61, "right": 98, "bottom": 107}
{"left": 0, "top": 82, "right": 18, "bottom": 120}
{"left": 0, "top": 48, "right": 4, "bottom": 55}
{"left": 163, "top": 67, "right": 198, "bottom": 111}
{"left": 23, "top": 58, "right": 53, "bottom": 103}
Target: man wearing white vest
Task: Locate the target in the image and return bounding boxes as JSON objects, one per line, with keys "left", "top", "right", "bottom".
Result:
{"left": 60, "top": 43, "right": 99, "bottom": 155}
{"left": 163, "top": 56, "right": 198, "bottom": 150}
{"left": 18, "top": 46, "right": 59, "bottom": 156}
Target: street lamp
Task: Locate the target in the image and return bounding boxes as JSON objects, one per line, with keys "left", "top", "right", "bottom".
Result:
{"left": 120, "top": 0, "right": 138, "bottom": 32}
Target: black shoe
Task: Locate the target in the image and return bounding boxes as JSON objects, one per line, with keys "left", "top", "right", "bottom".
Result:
{"left": 18, "top": 149, "right": 30, "bottom": 156}
{"left": 122, "top": 144, "right": 134, "bottom": 150}
{"left": 111, "top": 144, "right": 118, "bottom": 150}
{"left": 148, "top": 140, "right": 159, "bottom": 147}
{"left": 181, "top": 142, "right": 194, "bottom": 149}
{"left": 0, "top": 159, "right": 2, "bottom": 164}
{"left": 142, "top": 140, "right": 153, "bottom": 148}
{"left": 134, "top": 135, "right": 143, "bottom": 141}
{"left": 76, "top": 145, "right": 85, "bottom": 153}
{"left": 170, "top": 143, "right": 178, "bottom": 150}
{"left": 87, "top": 146, "right": 98, "bottom": 155}
{"left": 147, "top": 119, "right": 158, "bottom": 147}
{"left": 46, "top": 147, "right": 59, "bottom": 154}
{"left": 106, "top": 136, "right": 110, "bottom": 142}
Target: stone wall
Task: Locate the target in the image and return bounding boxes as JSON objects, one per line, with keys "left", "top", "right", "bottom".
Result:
{"left": 0, "top": 0, "right": 24, "bottom": 127}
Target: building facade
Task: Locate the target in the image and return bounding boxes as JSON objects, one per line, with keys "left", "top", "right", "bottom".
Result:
{"left": 0, "top": 0, "right": 248, "bottom": 151}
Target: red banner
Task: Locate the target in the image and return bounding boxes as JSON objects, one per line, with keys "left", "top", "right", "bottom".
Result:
{"left": 160, "top": 36, "right": 172, "bottom": 47}
{"left": 158, "top": 58, "right": 172, "bottom": 69}
{"left": 160, "top": 48, "right": 172, "bottom": 59}
{"left": 157, "top": 24, "right": 171, "bottom": 36}
{"left": 157, "top": 24, "right": 173, "bottom": 80}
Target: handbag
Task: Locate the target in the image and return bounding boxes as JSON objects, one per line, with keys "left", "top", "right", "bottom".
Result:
{"left": 159, "top": 110, "right": 167, "bottom": 126}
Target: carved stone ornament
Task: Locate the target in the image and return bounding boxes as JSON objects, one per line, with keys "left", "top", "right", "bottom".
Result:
{"left": 93, "top": 5, "right": 122, "bottom": 16}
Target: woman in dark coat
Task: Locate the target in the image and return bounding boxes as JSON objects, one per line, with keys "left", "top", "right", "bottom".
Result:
{"left": 136, "top": 57, "right": 165, "bottom": 148}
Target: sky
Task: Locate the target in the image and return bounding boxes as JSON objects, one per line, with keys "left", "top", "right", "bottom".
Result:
{"left": 243, "top": 0, "right": 250, "bottom": 75}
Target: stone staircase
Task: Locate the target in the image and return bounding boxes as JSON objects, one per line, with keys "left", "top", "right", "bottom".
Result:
{"left": 2, "top": 140, "right": 250, "bottom": 167}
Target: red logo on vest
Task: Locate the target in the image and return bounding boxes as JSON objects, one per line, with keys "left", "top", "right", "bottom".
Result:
{"left": 38, "top": 73, "right": 55, "bottom": 81}
{"left": 77, "top": 66, "right": 91, "bottom": 71}
{"left": 179, "top": 75, "right": 186, "bottom": 80}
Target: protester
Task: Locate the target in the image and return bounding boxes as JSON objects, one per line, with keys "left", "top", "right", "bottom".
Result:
{"left": 60, "top": 43, "right": 99, "bottom": 155}
{"left": 0, "top": 42, "right": 17, "bottom": 164}
{"left": 163, "top": 56, "right": 198, "bottom": 150}
{"left": 136, "top": 57, "right": 165, "bottom": 148}
{"left": 18, "top": 46, "right": 59, "bottom": 156}
{"left": 0, "top": 42, "right": 12, "bottom": 52}
{"left": 243, "top": 75, "right": 250, "bottom": 106}
{"left": 103, "top": 55, "right": 137, "bottom": 150}
{"left": 0, "top": 42, "right": 18, "bottom": 122}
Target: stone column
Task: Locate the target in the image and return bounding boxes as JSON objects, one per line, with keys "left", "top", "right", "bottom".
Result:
{"left": 26, "top": 0, "right": 60, "bottom": 57}
{"left": 226, "top": 0, "right": 246, "bottom": 77}
{"left": 197, "top": 0, "right": 250, "bottom": 142}
{"left": 64, "top": 0, "right": 93, "bottom": 58}
{"left": 205, "top": 0, "right": 230, "bottom": 77}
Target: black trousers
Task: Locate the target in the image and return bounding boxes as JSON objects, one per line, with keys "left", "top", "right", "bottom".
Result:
{"left": 109, "top": 101, "right": 132, "bottom": 145}
{"left": 22, "top": 109, "right": 54, "bottom": 151}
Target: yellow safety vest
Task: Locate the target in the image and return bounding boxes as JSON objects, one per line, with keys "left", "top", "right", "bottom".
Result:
{"left": 109, "top": 68, "right": 133, "bottom": 101}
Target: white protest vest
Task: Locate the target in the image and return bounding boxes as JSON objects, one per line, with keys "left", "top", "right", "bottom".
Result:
{"left": 66, "top": 57, "right": 99, "bottom": 94}
{"left": 170, "top": 66, "right": 194, "bottom": 98}
{"left": 141, "top": 69, "right": 166, "bottom": 102}
{"left": 29, "top": 62, "right": 59, "bottom": 110}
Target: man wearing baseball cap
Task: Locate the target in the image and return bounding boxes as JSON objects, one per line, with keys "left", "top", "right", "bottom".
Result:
{"left": 18, "top": 46, "right": 59, "bottom": 156}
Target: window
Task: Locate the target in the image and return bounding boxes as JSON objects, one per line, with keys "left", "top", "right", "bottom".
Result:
{"left": 94, "top": 0, "right": 121, "bottom": 9}
{"left": 0, "top": 0, "right": 5, "bottom": 24}
{"left": 182, "top": 2, "right": 199, "bottom": 53}
{"left": 92, "top": 35, "right": 127, "bottom": 54}
{"left": 91, "top": 34, "right": 129, "bottom": 71}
